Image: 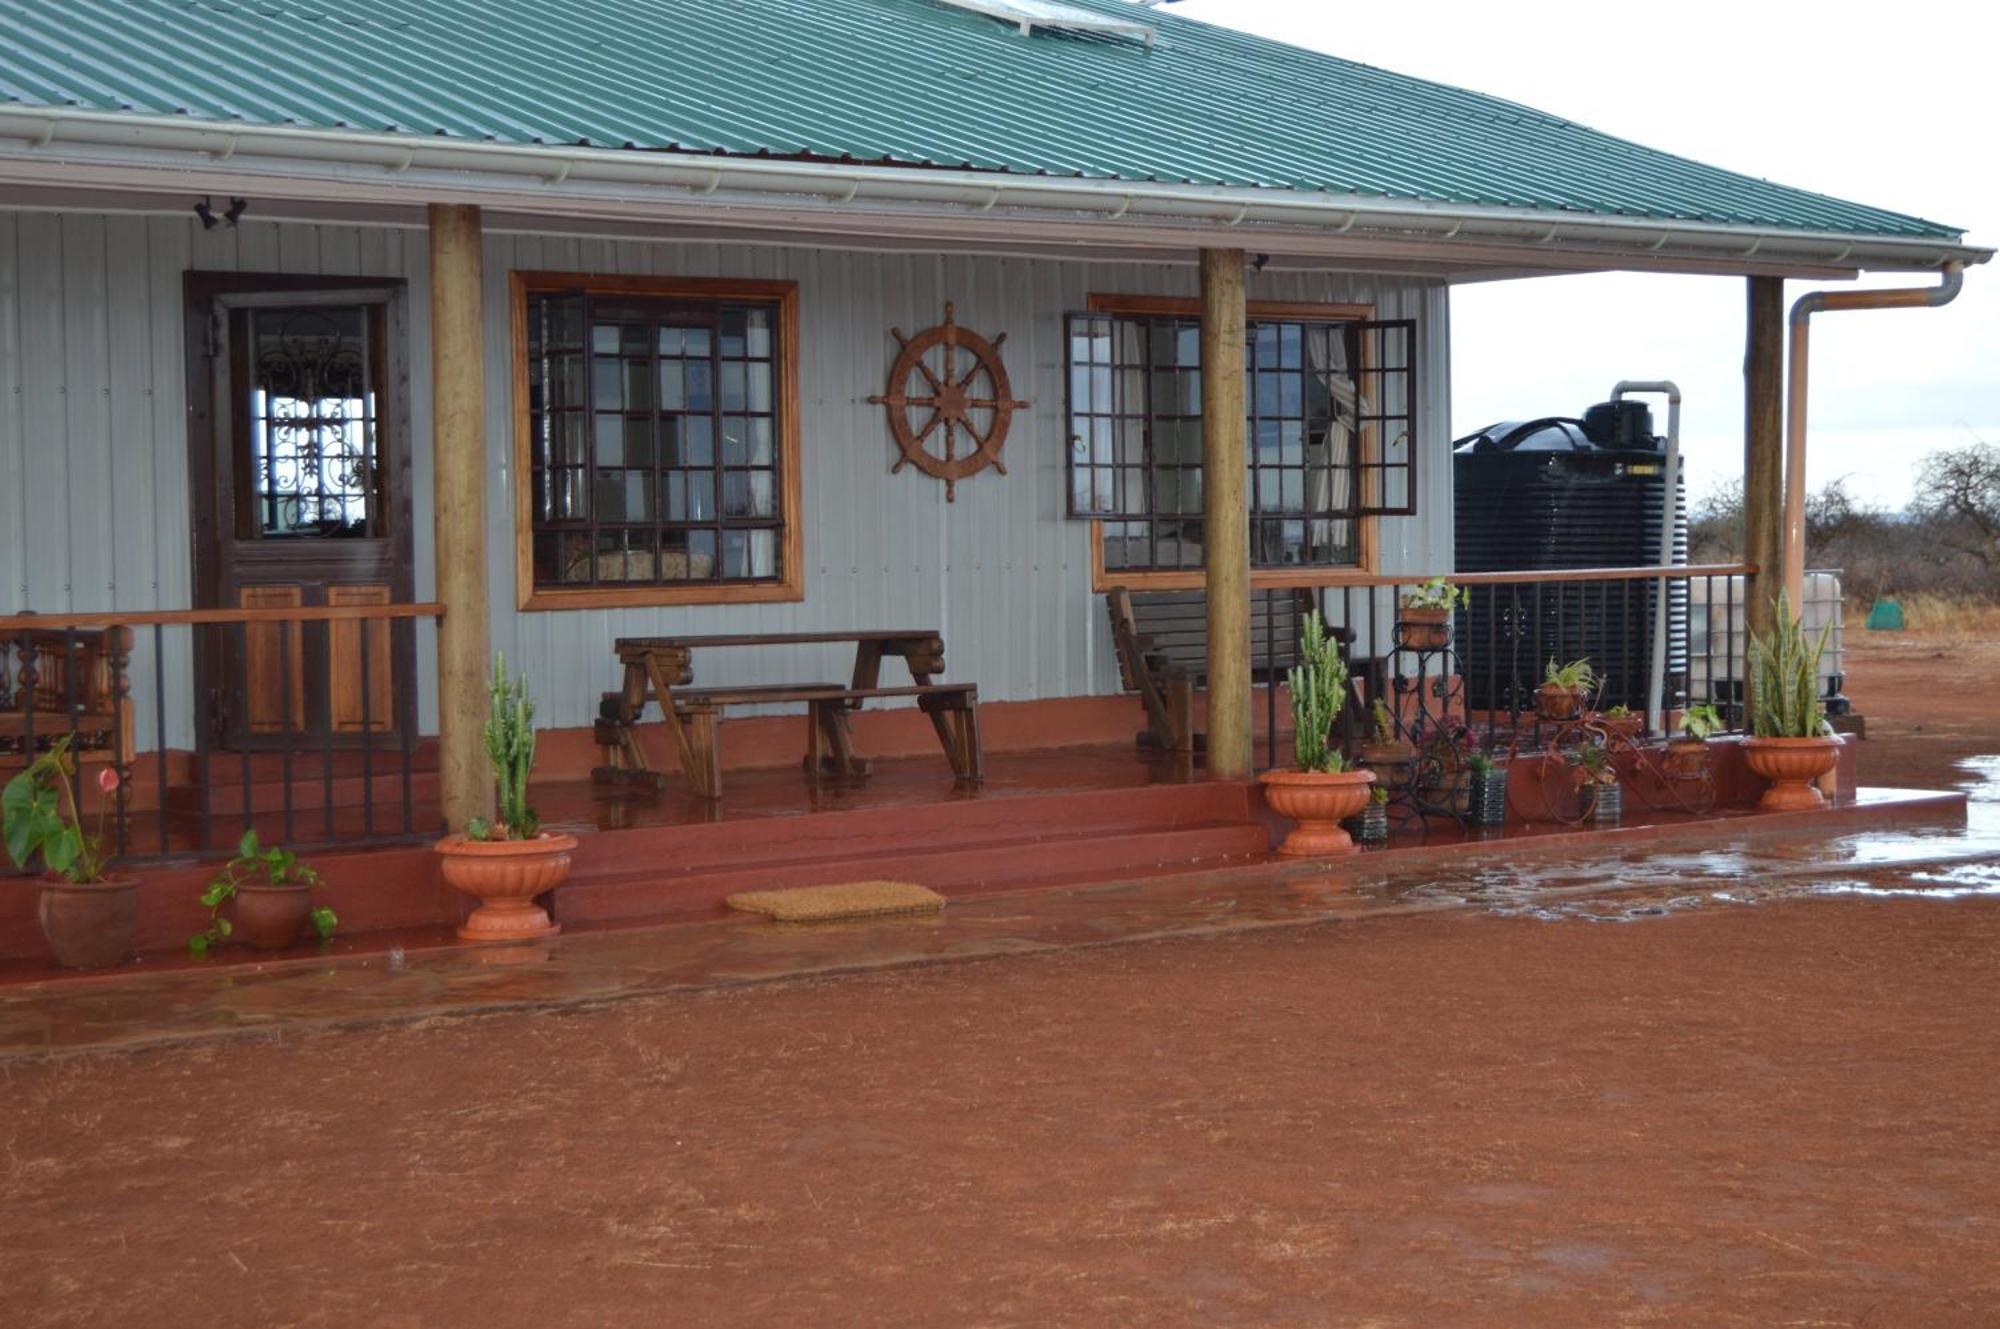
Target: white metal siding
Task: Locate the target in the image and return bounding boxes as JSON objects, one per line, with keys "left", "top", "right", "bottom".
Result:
{"left": 0, "top": 211, "right": 1453, "bottom": 746}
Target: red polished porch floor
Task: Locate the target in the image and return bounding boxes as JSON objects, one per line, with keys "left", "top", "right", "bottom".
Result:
{"left": 0, "top": 784, "right": 1979, "bottom": 1056}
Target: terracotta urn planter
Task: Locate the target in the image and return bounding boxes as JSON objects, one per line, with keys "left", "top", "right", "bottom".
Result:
{"left": 1395, "top": 607, "right": 1451, "bottom": 652}
{"left": 38, "top": 874, "right": 141, "bottom": 970}
{"left": 435, "top": 832, "right": 577, "bottom": 942}
{"left": 233, "top": 881, "right": 316, "bottom": 951}
{"left": 1665, "top": 737, "right": 1711, "bottom": 778}
{"left": 1740, "top": 736, "right": 1841, "bottom": 812}
{"left": 1260, "top": 768, "right": 1377, "bottom": 858}
{"left": 1536, "top": 684, "right": 1587, "bottom": 721}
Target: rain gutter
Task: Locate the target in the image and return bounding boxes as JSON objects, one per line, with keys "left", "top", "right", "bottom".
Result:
{"left": 1783, "top": 263, "right": 1966, "bottom": 606}
{"left": 0, "top": 107, "right": 1988, "bottom": 276}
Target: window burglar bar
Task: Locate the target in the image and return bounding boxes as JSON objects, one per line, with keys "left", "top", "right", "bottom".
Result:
{"left": 526, "top": 289, "right": 785, "bottom": 591}
{"left": 1064, "top": 311, "right": 1417, "bottom": 574}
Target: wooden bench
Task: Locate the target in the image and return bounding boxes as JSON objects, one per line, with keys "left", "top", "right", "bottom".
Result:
{"left": 1, "top": 625, "right": 134, "bottom": 775}
{"left": 594, "top": 632, "right": 982, "bottom": 799}
{"left": 1104, "top": 588, "right": 1377, "bottom": 753}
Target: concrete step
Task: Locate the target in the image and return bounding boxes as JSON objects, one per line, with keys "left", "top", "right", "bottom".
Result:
{"left": 552, "top": 819, "right": 1272, "bottom": 926}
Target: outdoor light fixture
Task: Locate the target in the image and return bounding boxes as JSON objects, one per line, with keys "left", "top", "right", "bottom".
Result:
{"left": 193, "top": 195, "right": 249, "bottom": 229}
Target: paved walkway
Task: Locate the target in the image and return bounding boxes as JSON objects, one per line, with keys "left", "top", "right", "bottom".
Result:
{"left": 2, "top": 789, "right": 1990, "bottom": 1059}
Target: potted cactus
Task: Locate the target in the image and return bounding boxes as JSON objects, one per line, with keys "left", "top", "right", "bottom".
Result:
{"left": 1668, "top": 703, "right": 1724, "bottom": 777}
{"left": 1259, "top": 611, "right": 1376, "bottom": 857}
{"left": 1537, "top": 657, "right": 1595, "bottom": 721}
{"left": 1741, "top": 595, "right": 1841, "bottom": 812}
{"left": 434, "top": 654, "right": 575, "bottom": 942}
{"left": 1395, "top": 577, "right": 1467, "bottom": 651}
{"left": 1358, "top": 696, "right": 1413, "bottom": 793}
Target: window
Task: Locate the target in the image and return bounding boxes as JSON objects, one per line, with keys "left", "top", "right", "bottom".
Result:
{"left": 237, "top": 303, "right": 386, "bottom": 540}
{"left": 1066, "top": 300, "right": 1416, "bottom": 582}
{"left": 512, "top": 274, "right": 801, "bottom": 609}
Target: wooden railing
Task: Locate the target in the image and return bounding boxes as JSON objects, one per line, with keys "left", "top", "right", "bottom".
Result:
{"left": 2, "top": 603, "right": 443, "bottom": 861}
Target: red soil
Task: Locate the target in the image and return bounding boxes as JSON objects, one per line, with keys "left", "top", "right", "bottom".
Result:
{"left": 0, "top": 628, "right": 1993, "bottom": 1328}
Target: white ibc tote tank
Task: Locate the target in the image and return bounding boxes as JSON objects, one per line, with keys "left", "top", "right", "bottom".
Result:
{"left": 1687, "top": 571, "right": 1846, "bottom": 708}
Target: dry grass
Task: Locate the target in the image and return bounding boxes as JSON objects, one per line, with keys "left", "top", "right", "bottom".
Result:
{"left": 1848, "top": 594, "right": 2000, "bottom": 636}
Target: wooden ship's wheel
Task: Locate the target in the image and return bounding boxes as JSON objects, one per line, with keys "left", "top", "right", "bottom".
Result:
{"left": 870, "top": 302, "right": 1028, "bottom": 501}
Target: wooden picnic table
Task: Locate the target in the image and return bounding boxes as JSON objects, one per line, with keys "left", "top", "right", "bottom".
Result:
{"left": 593, "top": 630, "right": 982, "bottom": 799}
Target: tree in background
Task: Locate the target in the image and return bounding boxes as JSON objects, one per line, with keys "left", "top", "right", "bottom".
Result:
{"left": 1912, "top": 438, "right": 1999, "bottom": 569}
{"left": 1688, "top": 439, "right": 1999, "bottom": 603}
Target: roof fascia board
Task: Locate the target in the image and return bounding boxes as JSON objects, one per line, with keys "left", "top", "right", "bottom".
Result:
{"left": 0, "top": 107, "right": 1984, "bottom": 277}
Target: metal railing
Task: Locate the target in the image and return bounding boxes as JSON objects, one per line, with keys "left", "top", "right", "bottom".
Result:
{"left": 1253, "top": 564, "right": 1761, "bottom": 768}
{"left": 2, "top": 602, "right": 443, "bottom": 863}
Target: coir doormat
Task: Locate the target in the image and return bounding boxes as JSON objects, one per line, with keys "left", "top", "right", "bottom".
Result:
{"left": 725, "top": 881, "right": 946, "bottom": 923}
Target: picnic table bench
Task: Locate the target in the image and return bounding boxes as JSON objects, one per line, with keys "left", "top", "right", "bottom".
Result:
{"left": 593, "top": 631, "right": 982, "bottom": 799}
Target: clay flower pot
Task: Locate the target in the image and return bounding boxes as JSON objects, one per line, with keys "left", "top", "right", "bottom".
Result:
{"left": 1741, "top": 736, "right": 1841, "bottom": 812}
{"left": 234, "top": 881, "right": 315, "bottom": 951}
{"left": 1537, "top": 684, "right": 1586, "bottom": 721}
{"left": 435, "top": 832, "right": 577, "bottom": 942}
{"left": 1666, "top": 737, "right": 1710, "bottom": 778}
{"left": 38, "top": 874, "right": 141, "bottom": 970}
{"left": 1395, "top": 607, "right": 1451, "bottom": 651}
{"left": 1260, "top": 769, "right": 1377, "bottom": 858}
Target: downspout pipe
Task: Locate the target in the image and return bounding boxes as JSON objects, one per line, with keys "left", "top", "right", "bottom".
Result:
{"left": 1612, "top": 380, "right": 1682, "bottom": 735}
{"left": 1784, "top": 263, "right": 1965, "bottom": 606}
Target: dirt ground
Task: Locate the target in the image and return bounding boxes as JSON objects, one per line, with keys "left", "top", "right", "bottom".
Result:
{"left": 1, "top": 630, "right": 1995, "bottom": 1329}
{"left": 1846, "top": 627, "right": 2000, "bottom": 789}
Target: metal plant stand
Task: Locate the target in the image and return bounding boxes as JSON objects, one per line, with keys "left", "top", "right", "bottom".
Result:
{"left": 1514, "top": 711, "right": 1716, "bottom": 827}
{"left": 1386, "top": 639, "right": 1473, "bottom": 830}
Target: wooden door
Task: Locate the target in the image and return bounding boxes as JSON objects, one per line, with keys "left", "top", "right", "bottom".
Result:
{"left": 186, "top": 275, "right": 415, "bottom": 749}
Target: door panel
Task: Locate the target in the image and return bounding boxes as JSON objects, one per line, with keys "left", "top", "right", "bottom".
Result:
{"left": 238, "top": 585, "right": 305, "bottom": 734}
{"left": 329, "top": 583, "right": 394, "bottom": 733}
{"left": 186, "top": 274, "right": 416, "bottom": 751}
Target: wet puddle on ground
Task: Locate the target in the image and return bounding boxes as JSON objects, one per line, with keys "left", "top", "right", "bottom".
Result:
{"left": 1435, "top": 756, "right": 2000, "bottom": 923}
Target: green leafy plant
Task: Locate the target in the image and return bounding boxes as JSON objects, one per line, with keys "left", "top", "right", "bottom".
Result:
{"left": 470, "top": 653, "right": 541, "bottom": 841}
{"left": 1748, "top": 594, "right": 1834, "bottom": 739}
{"left": 1542, "top": 657, "right": 1597, "bottom": 693}
{"left": 1399, "top": 576, "right": 1468, "bottom": 612}
{"left": 1468, "top": 751, "right": 1494, "bottom": 777}
{"left": 1604, "top": 704, "right": 1632, "bottom": 720}
{"left": 1286, "top": 611, "right": 1351, "bottom": 774}
{"left": 1369, "top": 784, "right": 1390, "bottom": 806}
{"left": 1566, "top": 738, "right": 1618, "bottom": 786}
{"left": 189, "top": 830, "right": 336, "bottom": 955}
{"left": 3, "top": 736, "right": 118, "bottom": 883}
{"left": 1678, "top": 703, "right": 1725, "bottom": 742}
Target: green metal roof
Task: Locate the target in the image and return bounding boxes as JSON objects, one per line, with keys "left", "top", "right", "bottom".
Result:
{"left": 0, "top": 0, "right": 1964, "bottom": 240}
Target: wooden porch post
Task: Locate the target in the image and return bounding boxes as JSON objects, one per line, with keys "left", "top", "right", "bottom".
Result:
{"left": 1200, "top": 247, "right": 1251, "bottom": 779}
{"left": 1743, "top": 276, "right": 1785, "bottom": 646}
{"left": 429, "top": 203, "right": 494, "bottom": 831}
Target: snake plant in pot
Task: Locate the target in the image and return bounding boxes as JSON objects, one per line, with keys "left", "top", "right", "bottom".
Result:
{"left": 1259, "top": 611, "right": 1375, "bottom": 857}
{"left": 1741, "top": 595, "right": 1841, "bottom": 811}
{"left": 434, "top": 654, "right": 575, "bottom": 942}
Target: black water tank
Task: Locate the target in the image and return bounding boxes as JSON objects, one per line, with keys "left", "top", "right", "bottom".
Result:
{"left": 1452, "top": 408, "right": 1688, "bottom": 713}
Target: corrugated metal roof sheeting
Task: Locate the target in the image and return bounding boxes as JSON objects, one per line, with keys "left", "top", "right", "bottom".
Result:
{"left": 0, "top": 0, "right": 1961, "bottom": 239}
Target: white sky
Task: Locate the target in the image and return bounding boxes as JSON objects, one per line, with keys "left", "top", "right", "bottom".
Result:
{"left": 1172, "top": 0, "right": 1997, "bottom": 512}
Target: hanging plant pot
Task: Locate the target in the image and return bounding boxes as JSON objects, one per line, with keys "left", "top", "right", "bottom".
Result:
{"left": 1395, "top": 607, "right": 1451, "bottom": 651}
{"left": 1470, "top": 768, "right": 1509, "bottom": 826}
{"left": 1740, "top": 736, "right": 1841, "bottom": 812}
{"left": 1587, "top": 781, "right": 1622, "bottom": 825}
{"left": 1260, "top": 769, "right": 1376, "bottom": 857}
{"left": 1346, "top": 800, "right": 1390, "bottom": 844}
{"left": 1666, "top": 737, "right": 1711, "bottom": 778}
{"left": 1537, "top": 684, "right": 1587, "bottom": 721}
{"left": 436, "top": 832, "right": 577, "bottom": 942}
{"left": 38, "top": 874, "right": 141, "bottom": 970}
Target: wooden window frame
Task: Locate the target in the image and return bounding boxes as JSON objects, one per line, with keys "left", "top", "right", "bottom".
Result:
{"left": 510, "top": 271, "right": 804, "bottom": 611}
{"left": 1080, "top": 294, "right": 1397, "bottom": 592}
